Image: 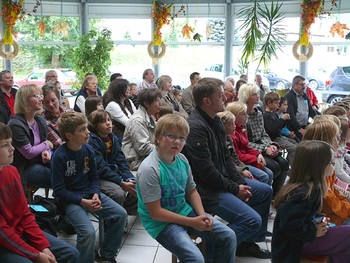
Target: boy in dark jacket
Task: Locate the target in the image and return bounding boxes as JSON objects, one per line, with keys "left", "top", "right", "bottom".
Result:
{"left": 88, "top": 109, "right": 137, "bottom": 215}
{"left": 263, "top": 92, "right": 297, "bottom": 165}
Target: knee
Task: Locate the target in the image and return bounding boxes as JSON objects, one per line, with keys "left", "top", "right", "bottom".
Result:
{"left": 67, "top": 247, "right": 80, "bottom": 263}
{"left": 177, "top": 250, "right": 205, "bottom": 263}
{"left": 79, "top": 226, "right": 96, "bottom": 242}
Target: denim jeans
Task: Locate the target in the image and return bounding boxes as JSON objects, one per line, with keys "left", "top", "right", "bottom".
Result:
{"left": 156, "top": 212, "right": 236, "bottom": 263}
{"left": 247, "top": 165, "right": 273, "bottom": 185}
{"left": 206, "top": 179, "right": 272, "bottom": 245}
{"left": 0, "top": 232, "right": 80, "bottom": 263}
{"left": 27, "top": 163, "right": 52, "bottom": 188}
{"left": 64, "top": 193, "right": 127, "bottom": 263}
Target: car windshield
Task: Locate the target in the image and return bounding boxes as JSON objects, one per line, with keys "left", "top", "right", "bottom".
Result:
{"left": 343, "top": 67, "right": 350, "bottom": 78}
{"left": 61, "top": 70, "right": 76, "bottom": 78}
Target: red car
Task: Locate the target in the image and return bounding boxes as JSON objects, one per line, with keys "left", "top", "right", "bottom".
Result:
{"left": 14, "top": 68, "right": 77, "bottom": 95}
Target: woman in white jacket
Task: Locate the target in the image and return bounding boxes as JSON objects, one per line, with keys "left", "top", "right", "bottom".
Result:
{"left": 122, "top": 88, "right": 162, "bottom": 171}
{"left": 103, "top": 79, "right": 136, "bottom": 142}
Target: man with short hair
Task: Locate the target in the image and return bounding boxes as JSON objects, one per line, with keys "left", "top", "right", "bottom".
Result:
{"left": 255, "top": 74, "right": 270, "bottom": 110}
{"left": 137, "top": 69, "right": 157, "bottom": 91}
{"left": 284, "top": 75, "right": 317, "bottom": 140}
{"left": 182, "top": 77, "right": 272, "bottom": 259}
{"left": 181, "top": 72, "right": 200, "bottom": 114}
{"left": 0, "top": 70, "right": 16, "bottom": 123}
{"left": 45, "top": 70, "right": 58, "bottom": 83}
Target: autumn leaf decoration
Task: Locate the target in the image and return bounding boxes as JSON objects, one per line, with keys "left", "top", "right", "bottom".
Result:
{"left": 193, "top": 33, "right": 202, "bottom": 42}
{"left": 181, "top": 24, "right": 193, "bottom": 39}
{"left": 53, "top": 21, "right": 70, "bottom": 37}
{"left": 330, "top": 21, "right": 349, "bottom": 38}
{"left": 38, "top": 21, "right": 46, "bottom": 36}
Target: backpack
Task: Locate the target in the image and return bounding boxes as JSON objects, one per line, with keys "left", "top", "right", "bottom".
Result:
{"left": 29, "top": 195, "right": 76, "bottom": 237}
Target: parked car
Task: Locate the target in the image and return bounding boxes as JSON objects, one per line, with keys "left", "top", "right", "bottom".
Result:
{"left": 286, "top": 67, "right": 327, "bottom": 90}
{"left": 322, "top": 66, "right": 350, "bottom": 105}
{"left": 261, "top": 72, "right": 292, "bottom": 91}
{"left": 203, "top": 64, "right": 270, "bottom": 87}
{"left": 14, "top": 69, "right": 77, "bottom": 95}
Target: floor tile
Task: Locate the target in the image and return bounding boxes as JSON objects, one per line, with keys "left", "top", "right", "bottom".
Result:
{"left": 123, "top": 229, "right": 158, "bottom": 247}
{"left": 116, "top": 244, "right": 158, "bottom": 263}
{"left": 153, "top": 246, "right": 173, "bottom": 263}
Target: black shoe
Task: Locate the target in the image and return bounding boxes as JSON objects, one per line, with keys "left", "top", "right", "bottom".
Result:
{"left": 236, "top": 242, "right": 271, "bottom": 259}
{"left": 95, "top": 250, "right": 117, "bottom": 263}
{"left": 266, "top": 230, "right": 273, "bottom": 237}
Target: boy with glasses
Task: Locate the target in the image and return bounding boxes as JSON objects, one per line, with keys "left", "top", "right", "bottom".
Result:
{"left": 136, "top": 114, "right": 236, "bottom": 263}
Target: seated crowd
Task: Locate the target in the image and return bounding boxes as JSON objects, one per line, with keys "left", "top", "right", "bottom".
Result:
{"left": 2, "top": 68, "right": 350, "bottom": 263}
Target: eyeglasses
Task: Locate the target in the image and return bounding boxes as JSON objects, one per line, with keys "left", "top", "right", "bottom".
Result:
{"left": 298, "top": 83, "right": 306, "bottom": 87}
{"left": 162, "top": 134, "right": 187, "bottom": 143}
{"left": 48, "top": 75, "right": 58, "bottom": 78}
{"left": 32, "top": 94, "right": 44, "bottom": 99}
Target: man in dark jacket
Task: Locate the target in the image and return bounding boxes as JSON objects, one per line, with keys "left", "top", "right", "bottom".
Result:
{"left": 0, "top": 70, "right": 17, "bottom": 124}
{"left": 284, "top": 75, "right": 317, "bottom": 140}
{"left": 182, "top": 77, "right": 272, "bottom": 259}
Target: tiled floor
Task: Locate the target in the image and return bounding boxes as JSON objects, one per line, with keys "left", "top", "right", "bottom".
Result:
{"left": 38, "top": 189, "right": 273, "bottom": 263}
{"left": 58, "top": 212, "right": 274, "bottom": 263}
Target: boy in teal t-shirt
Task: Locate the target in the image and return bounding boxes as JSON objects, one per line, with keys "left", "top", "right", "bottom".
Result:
{"left": 136, "top": 114, "right": 237, "bottom": 263}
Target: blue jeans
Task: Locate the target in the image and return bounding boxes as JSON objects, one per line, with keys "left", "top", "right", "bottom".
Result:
{"left": 0, "top": 232, "right": 79, "bottom": 263}
{"left": 156, "top": 212, "right": 236, "bottom": 263}
{"left": 206, "top": 179, "right": 272, "bottom": 245}
{"left": 64, "top": 193, "right": 127, "bottom": 263}
{"left": 247, "top": 165, "right": 273, "bottom": 185}
{"left": 27, "top": 163, "right": 52, "bottom": 188}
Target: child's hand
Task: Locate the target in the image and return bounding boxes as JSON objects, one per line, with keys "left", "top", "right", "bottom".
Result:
{"left": 281, "top": 113, "right": 290, "bottom": 120}
{"left": 121, "top": 181, "right": 137, "bottom": 196}
{"left": 91, "top": 194, "right": 102, "bottom": 210}
{"left": 257, "top": 154, "right": 266, "bottom": 167}
{"left": 190, "top": 215, "right": 213, "bottom": 232}
{"left": 41, "top": 150, "right": 51, "bottom": 164}
{"left": 314, "top": 221, "right": 328, "bottom": 237}
{"left": 289, "top": 131, "right": 295, "bottom": 138}
{"left": 36, "top": 248, "right": 56, "bottom": 263}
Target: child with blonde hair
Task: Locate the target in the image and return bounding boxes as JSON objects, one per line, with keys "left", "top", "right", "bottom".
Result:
{"left": 303, "top": 117, "right": 350, "bottom": 225}
{"left": 218, "top": 110, "right": 273, "bottom": 184}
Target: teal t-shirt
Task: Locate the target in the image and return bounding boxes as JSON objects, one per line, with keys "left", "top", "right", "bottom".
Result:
{"left": 136, "top": 149, "right": 196, "bottom": 239}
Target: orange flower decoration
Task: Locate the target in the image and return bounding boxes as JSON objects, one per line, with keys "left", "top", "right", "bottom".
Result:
{"left": 300, "top": 0, "right": 323, "bottom": 46}
{"left": 330, "top": 22, "right": 349, "bottom": 38}
{"left": 151, "top": 1, "right": 172, "bottom": 46}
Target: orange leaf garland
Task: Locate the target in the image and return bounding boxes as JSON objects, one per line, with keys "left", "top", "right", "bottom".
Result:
{"left": 330, "top": 22, "right": 349, "bottom": 38}
{"left": 38, "top": 21, "right": 46, "bottom": 36}
{"left": 181, "top": 24, "right": 193, "bottom": 39}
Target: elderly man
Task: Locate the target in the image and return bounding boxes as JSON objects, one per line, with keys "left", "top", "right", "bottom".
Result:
{"left": 0, "top": 70, "right": 16, "bottom": 123}
{"left": 181, "top": 72, "right": 201, "bottom": 114}
{"left": 137, "top": 68, "right": 157, "bottom": 91}
{"left": 182, "top": 77, "right": 272, "bottom": 259}
{"left": 45, "top": 70, "right": 58, "bottom": 83}
{"left": 284, "top": 75, "right": 317, "bottom": 140}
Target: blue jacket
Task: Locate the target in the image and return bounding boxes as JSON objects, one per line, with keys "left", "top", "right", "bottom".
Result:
{"left": 89, "top": 132, "right": 134, "bottom": 185}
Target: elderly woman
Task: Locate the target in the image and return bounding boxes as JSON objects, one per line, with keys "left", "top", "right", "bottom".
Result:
{"left": 8, "top": 84, "right": 53, "bottom": 193}
{"left": 122, "top": 88, "right": 162, "bottom": 171}
{"left": 238, "top": 83, "right": 289, "bottom": 196}
{"left": 103, "top": 78, "right": 136, "bottom": 141}
{"left": 73, "top": 74, "right": 99, "bottom": 113}
{"left": 41, "top": 82, "right": 66, "bottom": 150}
{"left": 157, "top": 75, "right": 188, "bottom": 119}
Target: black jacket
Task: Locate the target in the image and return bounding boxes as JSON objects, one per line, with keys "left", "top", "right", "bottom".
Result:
{"left": 272, "top": 185, "right": 320, "bottom": 263}
{"left": 0, "top": 87, "right": 17, "bottom": 124}
{"left": 182, "top": 107, "right": 245, "bottom": 210}
{"left": 263, "top": 111, "right": 288, "bottom": 140}
{"left": 284, "top": 89, "right": 317, "bottom": 132}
